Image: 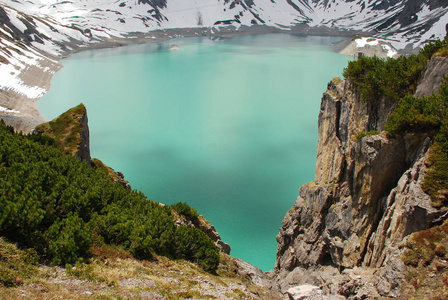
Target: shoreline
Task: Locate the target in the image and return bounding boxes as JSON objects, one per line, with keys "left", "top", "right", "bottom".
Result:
{"left": 0, "top": 24, "right": 380, "bottom": 132}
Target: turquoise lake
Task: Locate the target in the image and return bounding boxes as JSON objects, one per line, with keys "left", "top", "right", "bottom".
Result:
{"left": 38, "top": 34, "right": 352, "bottom": 271}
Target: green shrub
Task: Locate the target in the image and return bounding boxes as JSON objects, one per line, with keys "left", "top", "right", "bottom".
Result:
{"left": 0, "top": 120, "right": 219, "bottom": 271}
{"left": 174, "top": 226, "right": 220, "bottom": 272}
{"left": 343, "top": 37, "right": 448, "bottom": 104}
{"left": 385, "top": 80, "right": 448, "bottom": 207}
{"left": 171, "top": 202, "right": 200, "bottom": 223}
{"left": 420, "top": 38, "right": 448, "bottom": 59}
{"left": 45, "top": 214, "right": 93, "bottom": 265}
{"left": 384, "top": 82, "right": 448, "bottom": 134}
{"left": 355, "top": 130, "right": 380, "bottom": 140}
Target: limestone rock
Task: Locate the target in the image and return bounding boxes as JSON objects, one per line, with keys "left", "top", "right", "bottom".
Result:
{"left": 275, "top": 56, "right": 448, "bottom": 298}
{"left": 197, "top": 215, "right": 231, "bottom": 254}
{"left": 231, "top": 257, "right": 281, "bottom": 292}
{"left": 286, "top": 285, "right": 322, "bottom": 300}
{"left": 414, "top": 56, "right": 448, "bottom": 98}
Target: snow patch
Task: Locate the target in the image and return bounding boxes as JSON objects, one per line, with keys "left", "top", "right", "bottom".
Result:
{"left": 0, "top": 64, "right": 48, "bottom": 99}
{"left": 355, "top": 37, "right": 398, "bottom": 58}
{"left": 0, "top": 106, "right": 20, "bottom": 114}
{"left": 355, "top": 37, "right": 379, "bottom": 47}
{"left": 381, "top": 44, "right": 397, "bottom": 58}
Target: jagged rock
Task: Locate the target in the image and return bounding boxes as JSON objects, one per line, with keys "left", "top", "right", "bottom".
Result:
{"left": 276, "top": 80, "right": 430, "bottom": 275}
{"left": 197, "top": 215, "right": 231, "bottom": 254}
{"left": 173, "top": 213, "right": 231, "bottom": 254}
{"left": 286, "top": 285, "right": 322, "bottom": 300}
{"left": 230, "top": 256, "right": 281, "bottom": 293}
{"left": 275, "top": 56, "right": 448, "bottom": 298}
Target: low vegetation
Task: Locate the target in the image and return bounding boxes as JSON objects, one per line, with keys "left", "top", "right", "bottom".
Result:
{"left": 343, "top": 37, "right": 448, "bottom": 103}
{"left": 0, "top": 120, "right": 219, "bottom": 272}
{"left": 401, "top": 219, "right": 448, "bottom": 299}
{"left": 385, "top": 79, "right": 448, "bottom": 207}
{"left": 0, "top": 238, "right": 279, "bottom": 299}
{"left": 0, "top": 237, "right": 38, "bottom": 287}
{"left": 355, "top": 130, "right": 380, "bottom": 140}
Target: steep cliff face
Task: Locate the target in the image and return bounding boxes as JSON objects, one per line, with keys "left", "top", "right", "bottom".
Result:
{"left": 275, "top": 57, "right": 448, "bottom": 298}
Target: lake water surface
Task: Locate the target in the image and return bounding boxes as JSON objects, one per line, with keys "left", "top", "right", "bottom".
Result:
{"left": 38, "top": 34, "right": 352, "bottom": 271}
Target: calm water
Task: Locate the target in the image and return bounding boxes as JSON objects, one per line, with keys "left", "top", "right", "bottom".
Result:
{"left": 38, "top": 34, "right": 351, "bottom": 271}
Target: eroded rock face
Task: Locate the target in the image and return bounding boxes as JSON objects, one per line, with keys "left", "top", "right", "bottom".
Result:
{"left": 415, "top": 56, "right": 448, "bottom": 98}
{"left": 76, "top": 108, "right": 91, "bottom": 162}
{"left": 197, "top": 215, "right": 231, "bottom": 254}
{"left": 275, "top": 57, "right": 448, "bottom": 298}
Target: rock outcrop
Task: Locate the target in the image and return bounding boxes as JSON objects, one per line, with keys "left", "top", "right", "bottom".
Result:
{"left": 34, "top": 103, "right": 91, "bottom": 162}
{"left": 174, "top": 212, "right": 231, "bottom": 254}
{"left": 275, "top": 56, "right": 448, "bottom": 298}
{"left": 415, "top": 56, "right": 448, "bottom": 98}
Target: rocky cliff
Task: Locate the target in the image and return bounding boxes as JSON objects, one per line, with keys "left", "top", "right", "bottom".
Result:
{"left": 275, "top": 56, "right": 448, "bottom": 299}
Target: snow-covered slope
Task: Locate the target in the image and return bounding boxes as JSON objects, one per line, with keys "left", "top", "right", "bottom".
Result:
{"left": 0, "top": 0, "right": 447, "bottom": 106}
{"left": 1, "top": 0, "right": 447, "bottom": 54}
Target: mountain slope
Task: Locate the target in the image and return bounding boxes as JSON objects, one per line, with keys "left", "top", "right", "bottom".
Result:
{"left": 0, "top": 0, "right": 446, "bottom": 130}
{"left": 1, "top": 0, "right": 447, "bottom": 55}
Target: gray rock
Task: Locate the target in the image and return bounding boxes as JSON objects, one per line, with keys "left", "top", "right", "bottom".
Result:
{"left": 275, "top": 57, "right": 448, "bottom": 298}
{"left": 286, "top": 285, "right": 322, "bottom": 300}
{"left": 232, "top": 257, "right": 281, "bottom": 293}
{"left": 414, "top": 56, "right": 448, "bottom": 98}
{"left": 75, "top": 107, "right": 91, "bottom": 163}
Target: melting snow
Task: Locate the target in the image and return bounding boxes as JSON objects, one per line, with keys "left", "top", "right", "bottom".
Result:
{"left": 355, "top": 37, "right": 398, "bottom": 58}
{"left": 355, "top": 37, "right": 379, "bottom": 47}
{"left": 0, "top": 106, "right": 20, "bottom": 114}
{"left": 0, "top": 63, "right": 47, "bottom": 99}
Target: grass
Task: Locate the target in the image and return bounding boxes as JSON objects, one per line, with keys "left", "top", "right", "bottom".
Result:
{"left": 332, "top": 76, "right": 343, "bottom": 84}
{"left": 355, "top": 130, "right": 380, "bottom": 140}
{"left": 400, "top": 219, "right": 448, "bottom": 299}
{"left": 0, "top": 240, "right": 280, "bottom": 299}
{"left": 0, "top": 238, "right": 38, "bottom": 287}
{"left": 34, "top": 103, "right": 87, "bottom": 157}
